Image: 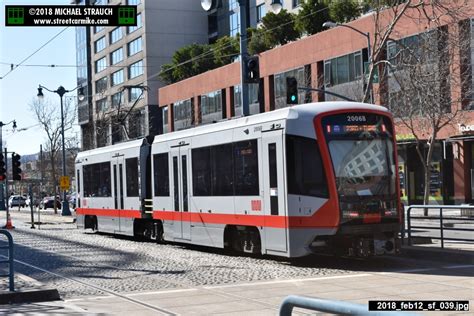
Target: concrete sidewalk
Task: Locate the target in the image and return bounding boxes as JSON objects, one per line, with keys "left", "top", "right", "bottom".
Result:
{"left": 1, "top": 263, "right": 472, "bottom": 315}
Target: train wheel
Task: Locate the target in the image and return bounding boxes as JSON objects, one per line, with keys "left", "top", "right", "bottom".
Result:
{"left": 225, "top": 226, "right": 261, "bottom": 254}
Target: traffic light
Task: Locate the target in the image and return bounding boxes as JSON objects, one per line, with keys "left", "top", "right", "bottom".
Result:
{"left": 0, "top": 153, "right": 5, "bottom": 181}
{"left": 244, "top": 55, "right": 260, "bottom": 83}
{"left": 12, "top": 153, "right": 21, "bottom": 181}
{"left": 286, "top": 76, "right": 298, "bottom": 104}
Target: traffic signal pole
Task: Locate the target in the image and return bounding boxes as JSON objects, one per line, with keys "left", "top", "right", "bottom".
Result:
{"left": 2, "top": 147, "right": 13, "bottom": 229}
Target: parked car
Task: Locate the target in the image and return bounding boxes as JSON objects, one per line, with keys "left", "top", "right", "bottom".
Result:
{"left": 40, "top": 196, "right": 61, "bottom": 210}
{"left": 8, "top": 195, "right": 26, "bottom": 208}
{"left": 25, "top": 197, "right": 40, "bottom": 207}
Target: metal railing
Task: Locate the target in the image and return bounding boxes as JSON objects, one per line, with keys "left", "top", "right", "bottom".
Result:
{"left": 279, "top": 295, "right": 416, "bottom": 315}
{"left": 0, "top": 229, "right": 14, "bottom": 291}
{"left": 407, "top": 205, "right": 474, "bottom": 248}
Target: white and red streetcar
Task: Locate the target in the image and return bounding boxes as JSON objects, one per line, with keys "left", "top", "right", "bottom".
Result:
{"left": 76, "top": 102, "right": 402, "bottom": 257}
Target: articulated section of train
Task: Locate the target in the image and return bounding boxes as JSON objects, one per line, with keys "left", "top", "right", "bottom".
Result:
{"left": 76, "top": 102, "right": 402, "bottom": 258}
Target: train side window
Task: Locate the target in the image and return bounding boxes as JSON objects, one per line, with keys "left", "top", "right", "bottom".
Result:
{"left": 192, "top": 147, "right": 211, "bottom": 196}
{"left": 233, "top": 139, "right": 259, "bottom": 195}
{"left": 286, "top": 135, "right": 328, "bottom": 198}
{"left": 126, "top": 158, "right": 139, "bottom": 197}
{"left": 211, "top": 143, "right": 234, "bottom": 196}
{"left": 83, "top": 162, "right": 111, "bottom": 197}
{"left": 153, "top": 153, "right": 170, "bottom": 196}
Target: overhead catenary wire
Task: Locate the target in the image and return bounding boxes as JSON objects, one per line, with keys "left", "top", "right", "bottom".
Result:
{"left": 0, "top": 27, "right": 70, "bottom": 80}
{"left": 1, "top": 5, "right": 330, "bottom": 83}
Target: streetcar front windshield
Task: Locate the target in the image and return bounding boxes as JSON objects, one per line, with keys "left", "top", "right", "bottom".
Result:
{"left": 328, "top": 138, "right": 396, "bottom": 198}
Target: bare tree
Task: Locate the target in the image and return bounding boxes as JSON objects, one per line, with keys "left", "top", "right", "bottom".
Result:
{"left": 365, "top": 1, "right": 469, "bottom": 104}
{"left": 30, "top": 97, "right": 77, "bottom": 213}
{"left": 376, "top": 2, "right": 472, "bottom": 208}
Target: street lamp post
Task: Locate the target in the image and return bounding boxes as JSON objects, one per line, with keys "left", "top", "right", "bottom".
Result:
{"left": 323, "top": 21, "right": 373, "bottom": 103}
{"left": 37, "top": 85, "right": 84, "bottom": 216}
{"left": 0, "top": 120, "right": 17, "bottom": 210}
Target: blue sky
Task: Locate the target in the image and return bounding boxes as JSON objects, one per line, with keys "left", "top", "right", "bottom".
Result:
{"left": 1, "top": 0, "right": 78, "bottom": 155}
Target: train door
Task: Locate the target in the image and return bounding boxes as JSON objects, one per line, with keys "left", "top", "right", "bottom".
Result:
{"left": 112, "top": 154, "right": 125, "bottom": 233}
{"left": 262, "top": 129, "right": 288, "bottom": 253}
{"left": 171, "top": 142, "right": 191, "bottom": 240}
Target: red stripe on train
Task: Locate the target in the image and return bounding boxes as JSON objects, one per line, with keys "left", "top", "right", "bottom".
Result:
{"left": 76, "top": 208, "right": 141, "bottom": 218}
{"left": 76, "top": 201, "right": 339, "bottom": 229}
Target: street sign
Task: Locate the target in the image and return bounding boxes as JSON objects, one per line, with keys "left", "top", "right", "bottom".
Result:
{"left": 59, "top": 176, "right": 70, "bottom": 190}
{"left": 364, "top": 62, "right": 379, "bottom": 84}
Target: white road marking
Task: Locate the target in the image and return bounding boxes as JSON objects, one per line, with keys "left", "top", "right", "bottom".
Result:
{"left": 203, "top": 273, "right": 371, "bottom": 289}
{"left": 128, "top": 288, "right": 199, "bottom": 297}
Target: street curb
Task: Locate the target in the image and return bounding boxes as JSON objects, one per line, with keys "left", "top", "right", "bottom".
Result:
{"left": 401, "top": 245, "right": 474, "bottom": 264}
{"left": 0, "top": 273, "right": 60, "bottom": 305}
{"left": 0, "top": 288, "right": 60, "bottom": 305}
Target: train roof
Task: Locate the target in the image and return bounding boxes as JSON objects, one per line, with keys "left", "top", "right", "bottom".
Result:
{"left": 77, "top": 138, "right": 143, "bottom": 160}
{"left": 76, "top": 102, "right": 389, "bottom": 159}
{"left": 152, "top": 101, "right": 389, "bottom": 144}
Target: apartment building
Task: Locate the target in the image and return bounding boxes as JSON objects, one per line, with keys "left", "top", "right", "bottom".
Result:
{"left": 206, "top": 0, "right": 302, "bottom": 43}
{"left": 75, "top": 0, "right": 208, "bottom": 149}
{"left": 158, "top": 3, "right": 474, "bottom": 204}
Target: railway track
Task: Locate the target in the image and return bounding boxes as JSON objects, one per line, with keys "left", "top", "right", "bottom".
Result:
{"left": 4, "top": 233, "right": 298, "bottom": 315}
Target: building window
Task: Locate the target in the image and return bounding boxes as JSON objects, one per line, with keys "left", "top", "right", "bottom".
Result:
{"left": 201, "top": 90, "right": 222, "bottom": 124}
{"left": 233, "top": 84, "right": 260, "bottom": 116}
{"left": 128, "top": 37, "right": 142, "bottom": 56}
{"left": 257, "top": 4, "right": 267, "bottom": 22}
{"left": 111, "top": 69, "right": 124, "bottom": 86}
{"left": 96, "top": 97, "right": 108, "bottom": 112}
{"left": 111, "top": 92, "right": 124, "bottom": 108}
{"left": 94, "top": 0, "right": 107, "bottom": 5}
{"left": 125, "top": 157, "right": 139, "bottom": 197}
{"left": 229, "top": 0, "right": 240, "bottom": 37}
{"left": 95, "top": 36, "right": 106, "bottom": 53}
{"left": 128, "top": 13, "right": 142, "bottom": 33}
{"left": 83, "top": 162, "right": 111, "bottom": 197}
{"left": 129, "top": 87, "right": 143, "bottom": 102}
{"left": 127, "top": 0, "right": 140, "bottom": 5}
{"left": 173, "top": 99, "right": 193, "bottom": 131}
{"left": 153, "top": 153, "right": 169, "bottom": 196}
{"left": 95, "top": 76, "right": 108, "bottom": 94}
{"left": 94, "top": 25, "right": 104, "bottom": 33}
{"left": 95, "top": 57, "right": 106, "bottom": 73}
{"left": 274, "top": 67, "right": 305, "bottom": 108}
{"left": 110, "top": 48, "right": 123, "bottom": 65}
{"left": 110, "top": 27, "right": 123, "bottom": 44}
{"left": 162, "top": 106, "right": 169, "bottom": 133}
{"left": 387, "top": 30, "right": 438, "bottom": 71}
{"left": 293, "top": 0, "right": 301, "bottom": 8}
{"left": 324, "top": 51, "right": 363, "bottom": 87}
{"left": 128, "top": 60, "right": 144, "bottom": 79}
